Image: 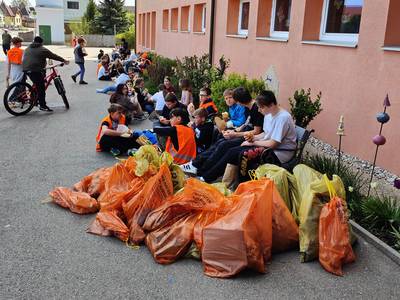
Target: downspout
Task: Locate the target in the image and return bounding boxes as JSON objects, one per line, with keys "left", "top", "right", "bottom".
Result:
{"left": 134, "top": 2, "right": 137, "bottom": 53}
{"left": 208, "top": 0, "right": 216, "bottom": 65}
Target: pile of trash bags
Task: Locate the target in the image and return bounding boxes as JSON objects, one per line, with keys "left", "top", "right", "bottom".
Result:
{"left": 49, "top": 146, "right": 355, "bottom": 278}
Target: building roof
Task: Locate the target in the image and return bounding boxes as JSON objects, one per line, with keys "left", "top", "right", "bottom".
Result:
{"left": 10, "top": 6, "right": 21, "bottom": 16}
{"left": 0, "top": 1, "right": 15, "bottom": 17}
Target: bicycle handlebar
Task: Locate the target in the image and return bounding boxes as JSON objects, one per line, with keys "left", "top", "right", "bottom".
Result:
{"left": 44, "top": 62, "right": 65, "bottom": 70}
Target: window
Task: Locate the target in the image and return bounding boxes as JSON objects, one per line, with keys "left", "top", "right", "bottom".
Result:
{"left": 202, "top": 5, "right": 207, "bottom": 32}
{"left": 270, "top": 0, "right": 292, "bottom": 38}
{"left": 181, "top": 6, "right": 190, "bottom": 32}
{"left": 171, "top": 8, "right": 179, "bottom": 31}
{"left": 384, "top": 0, "right": 400, "bottom": 49}
{"left": 193, "top": 3, "right": 206, "bottom": 33}
{"left": 162, "top": 9, "right": 169, "bottom": 31}
{"left": 67, "top": 1, "right": 79, "bottom": 10}
{"left": 238, "top": 0, "right": 250, "bottom": 35}
{"left": 320, "top": 0, "right": 363, "bottom": 44}
{"left": 151, "top": 11, "right": 156, "bottom": 50}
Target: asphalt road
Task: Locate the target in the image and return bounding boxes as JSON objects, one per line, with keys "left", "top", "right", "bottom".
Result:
{"left": 0, "top": 48, "right": 400, "bottom": 300}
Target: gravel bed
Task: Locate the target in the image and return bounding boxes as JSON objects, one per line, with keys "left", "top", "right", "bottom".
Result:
{"left": 306, "top": 137, "right": 399, "bottom": 191}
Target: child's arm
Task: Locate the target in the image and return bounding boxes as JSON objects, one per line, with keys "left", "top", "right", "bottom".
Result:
{"left": 101, "top": 125, "right": 123, "bottom": 137}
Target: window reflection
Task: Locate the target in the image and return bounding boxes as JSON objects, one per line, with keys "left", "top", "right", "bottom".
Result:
{"left": 274, "top": 0, "right": 292, "bottom": 32}
{"left": 326, "top": 0, "right": 363, "bottom": 34}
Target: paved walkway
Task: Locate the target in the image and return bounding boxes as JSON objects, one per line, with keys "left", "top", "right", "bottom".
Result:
{"left": 0, "top": 46, "right": 399, "bottom": 299}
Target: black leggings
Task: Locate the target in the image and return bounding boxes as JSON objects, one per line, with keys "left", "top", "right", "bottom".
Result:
{"left": 99, "top": 135, "right": 140, "bottom": 153}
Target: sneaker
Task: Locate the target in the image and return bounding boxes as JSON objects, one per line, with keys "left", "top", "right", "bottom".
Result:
{"left": 39, "top": 105, "right": 53, "bottom": 112}
{"left": 71, "top": 75, "right": 77, "bottom": 83}
{"left": 96, "top": 89, "right": 104, "bottom": 94}
{"left": 180, "top": 161, "right": 197, "bottom": 175}
{"left": 79, "top": 80, "right": 88, "bottom": 85}
{"left": 110, "top": 148, "right": 121, "bottom": 156}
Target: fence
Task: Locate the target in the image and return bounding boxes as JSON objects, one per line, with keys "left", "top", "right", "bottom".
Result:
{"left": 65, "top": 34, "right": 116, "bottom": 47}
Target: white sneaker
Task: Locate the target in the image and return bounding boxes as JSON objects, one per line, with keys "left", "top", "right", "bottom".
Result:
{"left": 180, "top": 161, "right": 197, "bottom": 175}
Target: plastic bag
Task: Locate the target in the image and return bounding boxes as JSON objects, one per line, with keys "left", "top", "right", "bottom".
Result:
{"left": 169, "top": 163, "right": 185, "bottom": 193}
{"left": 294, "top": 165, "right": 346, "bottom": 262}
{"left": 124, "top": 163, "right": 174, "bottom": 244}
{"left": 319, "top": 177, "right": 355, "bottom": 276}
{"left": 73, "top": 167, "right": 112, "bottom": 198}
{"left": 95, "top": 210, "right": 129, "bottom": 242}
{"left": 201, "top": 179, "right": 273, "bottom": 278}
{"left": 255, "top": 164, "right": 301, "bottom": 222}
{"left": 145, "top": 213, "right": 198, "bottom": 264}
{"left": 49, "top": 187, "right": 99, "bottom": 214}
{"left": 271, "top": 185, "right": 299, "bottom": 253}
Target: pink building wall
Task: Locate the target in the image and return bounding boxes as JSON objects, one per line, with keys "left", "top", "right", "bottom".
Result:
{"left": 137, "top": 0, "right": 400, "bottom": 176}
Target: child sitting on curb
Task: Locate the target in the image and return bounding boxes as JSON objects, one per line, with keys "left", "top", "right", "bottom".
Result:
{"left": 215, "top": 88, "right": 247, "bottom": 131}
{"left": 96, "top": 104, "right": 140, "bottom": 156}
{"left": 192, "top": 108, "right": 214, "bottom": 154}
{"left": 188, "top": 87, "right": 218, "bottom": 117}
{"left": 153, "top": 108, "right": 196, "bottom": 165}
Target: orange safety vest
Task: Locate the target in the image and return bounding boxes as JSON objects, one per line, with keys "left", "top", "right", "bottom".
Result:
{"left": 96, "top": 63, "right": 102, "bottom": 76}
{"left": 166, "top": 125, "right": 197, "bottom": 165}
{"left": 200, "top": 99, "right": 218, "bottom": 114}
{"left": 7, "top": 47, "right": 23, "bottom": 65}
{"left": 96, "top": 114, "right": 126, "bottom": 152}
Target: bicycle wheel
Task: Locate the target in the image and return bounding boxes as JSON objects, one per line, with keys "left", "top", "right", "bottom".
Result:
{"left": 54, "top": 77, "right": 69, "bottom": 109}
{"left": 3, "top": 82, "right": 36, "bottom": 116}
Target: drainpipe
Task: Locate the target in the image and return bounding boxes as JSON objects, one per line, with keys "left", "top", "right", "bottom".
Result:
{"left": 208, "top": 0, "right": 216, "bottom": 65}
{"left": 134, "top": 2, "right": 137, "bottom": 53}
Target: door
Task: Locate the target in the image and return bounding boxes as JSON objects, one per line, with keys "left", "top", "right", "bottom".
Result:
{"left": 39, "top": 25, "right": 52, "bottom": 45}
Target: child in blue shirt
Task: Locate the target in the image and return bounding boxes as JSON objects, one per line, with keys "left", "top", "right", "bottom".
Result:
{"left": 224, "top": 89, "right": 247, "bottom": 129}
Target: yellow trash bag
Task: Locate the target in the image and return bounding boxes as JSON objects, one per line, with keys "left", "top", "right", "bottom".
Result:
{"left": 293, "top": 165, "right": 346, "bottom": 262}
{"left": 255, "top": 164, "right": 301, "bottom": 223}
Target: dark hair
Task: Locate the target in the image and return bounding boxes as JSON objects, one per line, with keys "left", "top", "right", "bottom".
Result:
{"left": 256, "top": 90, "right": 277, "bottom": 107}
{"left": 200, "top": 87, "right": 211, "bottom": 96}
{"left": 165, "top": 92, "right": 178, "bottom": 103}
{"left": 77, "top": 37, "right": 85, "bottom": 44}
{"left": 11, "top": 37, "right": 23, "bottom": 44}
{"left": 33, "top": 36, "right": 43, "bottom": 44}
{"left": 179, "top": 79, "right": 191, "bottom": 90}
{"left": 99, "top": 49, "right": 104, "bottom": 52}
{"left": 134, "top": 78, "right": 144, "bottom": 86}
{"left": 193, "top": 108, "right": 208, "bottom": 119}
{"left": 108, "top": 103, "right": 125, "bottom": 113}
{"left": 223, "top": 88, "right": 234, "bottom": 97}
{"left": 170, "top": 108, "right": 190, "bottom": 125}
{"left": 164, "top": 76, "right": 171, "bottom": 82}
{"left": 158, "top": 84, "right": 166, "bottom": 91}
{"left": 115, "top": 84, "right": 127, "bottom": 95}
{"left": 233, "top": 87, "right": 252, "bottom": 104}
{"left": 117, "top": 66, "right": 125, "bottom": 74}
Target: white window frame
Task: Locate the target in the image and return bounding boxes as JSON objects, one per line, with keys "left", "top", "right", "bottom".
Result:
{"left": 270, "top": 0, "right": 291, "bottom": 39}
{"left": 201, "top": 4, "right": 206, "bottom": 32}
{"left": 319, "top": 0, "right": 362, "bottom": 44}
{"left": 238, "top": 0, "right": 250, "bottom": 36}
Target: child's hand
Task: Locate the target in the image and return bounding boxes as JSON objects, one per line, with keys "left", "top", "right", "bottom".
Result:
{"left": 244, "top": 132, "right": 254, "bottom": 142}
{"left": 187, "top": 103, "right": 195, "bottom": 115}
{"left": 241, "top": 140, "right": 254, "bottom": 147}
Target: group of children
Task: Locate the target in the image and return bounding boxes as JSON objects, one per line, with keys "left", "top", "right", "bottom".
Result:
{"left": 95, "top": 51, "right": 297, "bottom": 184}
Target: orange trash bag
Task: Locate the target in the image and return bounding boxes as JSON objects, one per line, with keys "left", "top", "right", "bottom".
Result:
{"left": 73, "top": 167, "right": 112, "bottom": 198}
{"left": 145, "top": 213, "right": 198, "bottom": 264}
{"left": 49, "top": 187, "right": 99, "bottom": 214}
{"left": 94, "top": 210, "right": 129, "bottom": 242}
{"left": 97, "top": 163, "right": 138, "bottom": 208}
{"left": 319, "top": 176, "right": 355, "bottom": 276}
{"left": 124, "top": 163, "right": 174, "bottom": 244}
{"left": 201, "top": 179, "right": 273, "bottom": 278}
{"left": 319, "top": 175, "right": 355, "bottom": 276}
{"left": 271, "top": 185, "right": 299, "bottom": 253}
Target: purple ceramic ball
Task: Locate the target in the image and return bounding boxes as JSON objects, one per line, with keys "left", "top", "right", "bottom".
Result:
{"left": 376, "top": 112, "right": 390, "bottom": 124}
{"left": 394, "top": 178, "right": 400, "bottom": 189}
{"left": 373, "top": 135, "right": 386, "bottom": 146}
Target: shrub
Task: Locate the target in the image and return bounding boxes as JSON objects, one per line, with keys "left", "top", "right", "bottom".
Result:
{"left": 146, "top": 54, "right": 177, "bottom": 90}
{"left": 175, "top": 54, "right": 230, "bottom": 106}
{"left": 289, "top": 88, "right": 322, "bottom": 128}
{"left": 211, "top": 73, "right": 265, "bottom": 112}
{"left": 116, "top": 28, "right": 135, "bottom": 49}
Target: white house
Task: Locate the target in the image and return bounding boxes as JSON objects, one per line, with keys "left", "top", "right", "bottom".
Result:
{"left": 35, "top": 0, "right": 88, "bottom": 44}
{"left": 35, "top": 0, "right": 64, "bottom": 44}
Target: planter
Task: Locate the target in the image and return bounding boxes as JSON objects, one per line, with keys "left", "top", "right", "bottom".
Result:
{"left": 350, "top": 220, "right": 400, "bottom": 266}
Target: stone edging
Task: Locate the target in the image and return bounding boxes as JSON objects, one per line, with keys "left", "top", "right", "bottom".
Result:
{"left": 350, "top": 220, "right": 400, "bottom": 266}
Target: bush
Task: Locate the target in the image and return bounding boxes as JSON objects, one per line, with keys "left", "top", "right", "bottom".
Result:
{"left": 211, "top": 73, "right": 265, "bottom": 112}
{"left": 116, "top": 28, "right": 135, "bottom": 49}
{"left": 145, "top": 54, "right": 177, "bottom": 91}
{"left": 175, "top": 54, "right": 230, "bottom": 106}
{"left": 289, "top": 88, "right": 322, "bottom": 128}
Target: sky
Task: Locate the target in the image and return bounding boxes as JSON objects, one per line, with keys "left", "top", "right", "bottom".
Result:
{"left": 5, "top": 0, "right": 135, "bottom": 6}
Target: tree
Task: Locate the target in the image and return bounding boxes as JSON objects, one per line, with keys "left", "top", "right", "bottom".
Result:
{"left": 11, "top": 0, "right": 30, "bottom": 7}
{"left": 84, "top": 0, "right": 97, "bottom": 22}
{"left": 94, "top": 0, "right": 128, "bottom": 35}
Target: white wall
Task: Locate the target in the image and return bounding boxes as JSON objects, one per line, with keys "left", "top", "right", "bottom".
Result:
{"left": 35, "top": 7, "right": 65, "bottom": 44}
{"left": 36, "top": 0, "right": 63, "bottom": 8}
{"left": 64, "top": 0, "right": 89, "bottom": 22}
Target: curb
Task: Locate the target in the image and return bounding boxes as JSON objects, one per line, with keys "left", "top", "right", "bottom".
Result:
{"left": 350, "top": 220, "right": 400, "bottom": 267}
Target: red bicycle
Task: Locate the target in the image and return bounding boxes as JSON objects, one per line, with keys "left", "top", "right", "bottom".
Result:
{"left": 3, "top": 63, "right": 69, "bottom": 116}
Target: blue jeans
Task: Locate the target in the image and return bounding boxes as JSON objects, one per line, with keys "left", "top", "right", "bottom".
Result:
{"left": 98, "top": 85, "right": 117, "bottom": 94}
{"left": 73, "top": 63, "right": 85, "bottom": 81}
